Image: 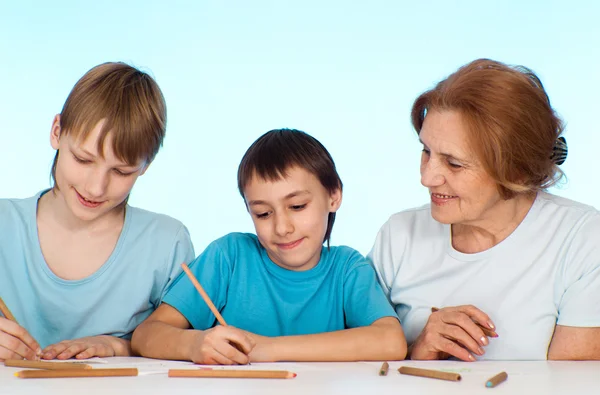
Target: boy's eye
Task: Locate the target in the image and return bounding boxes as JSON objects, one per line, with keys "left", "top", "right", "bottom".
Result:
{"left": 113, "top": 169, "right": 134, "bottom": 177}
{"left": 421, "top": 148, "right": 430, "bottom": 156}
{"left": 291, "top": 204, "right": 306, "bottom": 211}
{"left": 255, "top": 212, "right": 270, "bottom": 219}
{"left": 73, "top": 154, "right": 91, "bottom": 164}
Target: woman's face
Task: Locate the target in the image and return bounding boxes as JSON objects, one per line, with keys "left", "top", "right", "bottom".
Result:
{"left": 419, "top": 110, "right": 504, "bottom": 226}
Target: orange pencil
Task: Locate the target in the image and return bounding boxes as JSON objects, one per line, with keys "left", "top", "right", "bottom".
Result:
{"left": 379, "top": 362, "right": 389, "bottom": 376}
{"left": 14, "top": 368, "right": 138, "bottom": 379}
{"left": 168, "top": 369, "right": 296, "bottom": 379}
{"left": 0, "top": 297, "right": 17, "bottom": 323}
{"left": 398, "top": 366, "right": 461, "bottom": 382}
{"left": 486, "top": 371, "right": 508, "bottom": 388}
{"left": 4, "top": 359, "right": 91, "bottom": 370}
{"left": 181, "top": 263, "right": 228, "bottom": 326}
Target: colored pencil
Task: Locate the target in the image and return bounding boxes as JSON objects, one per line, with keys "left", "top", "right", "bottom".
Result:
{"left": 14, "top": 368, "right": 138, "bottom": 379}
{"left": 4, "top": 359, "right": 91, "bottom": 370}
{"left": 485, "top": 371, "right": 508, "bottom": 388}
{"left": 168, "top": 369, "right": 296, "bottom": 379}
{"left": 431, "top": 307, "right": 497, "bottom": 337}
{"left": 379, "top": 362, "right": 389, "bottom": 376}
{"left": 181, "top": 263, "right": 228, "bottom": 326}
{"left": 398, "top": 366, "right": 461, "bottom": 382}
{"left": 0, "top": 297, "right": 17, "bottom": 323}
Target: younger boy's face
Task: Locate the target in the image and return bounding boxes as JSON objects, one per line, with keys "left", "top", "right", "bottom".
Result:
{"left": 51, "top": 116, "right": 148, "bottom": 223}
{"left": 244, "top": 166, "right": 342, "bottom": 272}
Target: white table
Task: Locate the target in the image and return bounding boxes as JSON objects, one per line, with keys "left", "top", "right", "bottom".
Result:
{"left": 2, "top": 357, "right": 599, "bottom": 394}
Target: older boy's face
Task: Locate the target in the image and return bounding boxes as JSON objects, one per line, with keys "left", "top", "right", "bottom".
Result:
{"left": 244, "top": 166, "right": 342, "bottom": 272}
{"left": 50, "top": 116, "right": 147, "bottom": 223}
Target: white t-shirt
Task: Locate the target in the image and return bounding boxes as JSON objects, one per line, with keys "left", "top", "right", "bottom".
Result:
{"left": 367, "top": 192, "right": 600, "bottom": 360}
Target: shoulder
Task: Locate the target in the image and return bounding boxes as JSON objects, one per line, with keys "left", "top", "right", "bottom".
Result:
{"left": 326, "top": 245, "right": 373, "bottom": 275}
{"left": 204, "top": 232, "right": 263, "bottom": 260}
{"left": 0, "top": 192, "right": 42, "bottom": 225}
{"left": 534, "top": 192, "right": 600, "bottom": 234}
{"left": 381, "top": 203, "right": 440, "bottom": 235}
{"left": 125, "top": 205, "right": 191, "bottom": 240}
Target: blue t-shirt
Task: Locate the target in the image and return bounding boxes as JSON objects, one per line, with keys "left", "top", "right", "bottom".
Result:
{"left": 163, "top": 232, "right": 396, "bottom": 336}
{"left": 0, "top": 191, "right": 195, "bottom": 348}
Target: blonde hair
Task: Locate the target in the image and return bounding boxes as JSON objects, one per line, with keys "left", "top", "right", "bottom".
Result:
{"left": 51, "top": 62, "right": 166, "bottom": 183}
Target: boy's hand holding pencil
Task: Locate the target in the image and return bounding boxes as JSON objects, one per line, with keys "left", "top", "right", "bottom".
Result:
{"left": 0, "top": 297, "right": 41, "bottom": 361}
{"left": 189, "top": 325, "right": 255, "bottom": 365}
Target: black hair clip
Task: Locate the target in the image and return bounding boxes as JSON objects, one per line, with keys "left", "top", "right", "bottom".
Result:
{"left": 551, "top": 136, "right": 567, "bottom": 165}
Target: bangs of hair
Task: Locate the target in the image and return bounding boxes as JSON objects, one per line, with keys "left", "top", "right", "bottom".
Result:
{"left": 237, "top": 129, "right": 341, "bottom": 196}
{"left": 59, "top": 62, "right": 166, "bottom": 166}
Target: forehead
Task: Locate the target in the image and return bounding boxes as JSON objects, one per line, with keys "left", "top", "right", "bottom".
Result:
{"left": 244, "top": 166, "right": 323, "bottom": 200}
{"left": 420, "top": 110, "right": 474, "bottom": 158}
{"left": 66, "top": 123, "right": 141, "bottom": 167}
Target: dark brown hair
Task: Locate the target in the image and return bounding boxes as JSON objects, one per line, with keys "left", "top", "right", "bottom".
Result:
{"left": 411, "top": 58, "right": 565, "bottom": 199}
{"left": 237, "top": 129, "right": 343, "bottom": 245}
{"left": 51, "top": 62, "right": 166, "bottom": 184}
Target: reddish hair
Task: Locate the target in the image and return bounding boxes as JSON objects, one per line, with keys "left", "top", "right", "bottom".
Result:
{"left": 411, "top": 58, "right": 565, "bottom": 199}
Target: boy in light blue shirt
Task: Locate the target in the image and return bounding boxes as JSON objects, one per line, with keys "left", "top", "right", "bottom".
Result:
{"left": 133, "top": 129, "right": 407, "bottom": 364}
{"left": 0, "top": 63, "right": 194, "bottom": 361}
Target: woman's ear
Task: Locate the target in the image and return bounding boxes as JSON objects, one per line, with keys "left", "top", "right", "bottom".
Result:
{"left": 50, "top": 114, "right": 61, "bottom": 150}
{"left": 329, "top": 188, "right": 343, "bottom": 213}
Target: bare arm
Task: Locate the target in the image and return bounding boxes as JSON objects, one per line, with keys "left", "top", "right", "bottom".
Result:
{"left": 548, "top": 325, "right": 600, "bottom": 360}
{"left": 131, "top": 303, "right": 254, "bottom": 365}
{"left": 249, "top": 317, "right": 406, "bottom": 362}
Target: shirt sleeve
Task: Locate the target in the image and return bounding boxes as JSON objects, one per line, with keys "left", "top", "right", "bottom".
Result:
{"left": 343, "top": 253, "right": 398, "bottom": 328}
{"left": 162, "top": 239, "right": 232, "bottom": 330}
{"left": 557, "top": 213, "right": 600, "bottom": 327}
{"left": 158, "top": 225, "right": 196, "bottom": 303}
{"left": 366, "top": 219, "right": 397, "bottom": 300}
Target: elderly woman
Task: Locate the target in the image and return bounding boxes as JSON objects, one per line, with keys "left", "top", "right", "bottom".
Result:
{"left": 368, "top": 59, "right": 599, "bottom": 361}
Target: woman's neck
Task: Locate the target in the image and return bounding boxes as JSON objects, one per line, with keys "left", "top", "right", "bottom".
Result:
{"left": 451, "top": 193, "right": 536, "bottom": 254}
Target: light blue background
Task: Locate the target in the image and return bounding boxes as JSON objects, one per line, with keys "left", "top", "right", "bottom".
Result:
{"left": 2, "top": 1, "right": 598, "bottom": 254}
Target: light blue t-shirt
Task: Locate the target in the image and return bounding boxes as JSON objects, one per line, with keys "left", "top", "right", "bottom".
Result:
{"left": 0, "top": 191, "right": 195, "bottom": 348}
{"left": 163, "top": 232, "right": 396, "bottom": 336}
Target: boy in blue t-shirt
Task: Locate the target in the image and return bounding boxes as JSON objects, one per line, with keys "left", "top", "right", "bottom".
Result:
{"left": 132, "top": 129, "right": 407, "bottom": 364}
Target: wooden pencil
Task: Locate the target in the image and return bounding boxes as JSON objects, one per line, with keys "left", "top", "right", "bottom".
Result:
{"left": 398, "top": 366, "right": 461, "bottom": 382}
{"left": 0, "top": 297, "right": 17, "bottom": 323}
{"left": 4, "top": 359, "right": 91, "bottom": 370}
{"left": 14, "top": 368, "right": 138, "bottom": 379}
{"left": 431, "top": 307, "right": 497, "bottom": 337}
{"left": 485, "top": 371, "right": 508, "bottom": 388}
{"left": 181, "top": 263, "right": 228, "bottom": 326}
{"left": 168, "top": 369, "right": 296, "bottom": 379}
{"left": 379, "top": 362, "right": 389, "bottom": 376}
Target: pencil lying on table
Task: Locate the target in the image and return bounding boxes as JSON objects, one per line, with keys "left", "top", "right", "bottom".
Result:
{"left": 0, "top": 297, "right": 17, "bottom": 323}
{"left": 398, "top": 366, "right": 461, "bottom": 382}
{"left": 4, "top": 359, "right": 91, "bottom": 370}
{"left": 485, "top": 371, "right": 508, "bottom": 388}
{"left": 431, "top": 307, "right": 497, "bottom": 337}
{"left": 379, "top": 362, "right": 389, "bottom": 376}
{"left": 14, "top": 368, "right": 138, "bottom": 379}
{"left": 169, "top": 369, "right": 296, "bottom": 379}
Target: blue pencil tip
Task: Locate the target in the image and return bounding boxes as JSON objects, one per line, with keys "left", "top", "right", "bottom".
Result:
{"left": 486, "top": 382, "right": 492, "bottom": 387}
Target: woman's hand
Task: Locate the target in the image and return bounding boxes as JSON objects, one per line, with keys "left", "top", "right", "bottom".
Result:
{"left": 410, "top": 305, "right": 497, "bottom": 362}
{"left": 189, "top": 326, "right": 255, "bottom": 365}
{"left": 42, "top": 336, "right": 130, "bottom": 360}
{"left": 0, "top": 317, "right": 41, "bottom": 361}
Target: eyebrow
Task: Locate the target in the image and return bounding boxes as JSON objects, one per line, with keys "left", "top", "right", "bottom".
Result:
{"left": 248, "top": 190, "right": 311, "bottom": 206}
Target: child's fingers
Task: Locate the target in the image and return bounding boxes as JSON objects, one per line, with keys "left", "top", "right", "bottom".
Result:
{"left": 57, "top": 343, "right": 87, "bottom": 359}
{"left": 0, "top": 318, "right": 40, "bottom": 358}
{"left": 214, "top": 343, "right": 248, "bottom": 365}
{"left": 42, "top": 342, "right": 69, "bottom": 360}
{"left": 76, "top": 344, "right": 114, "bottom": 359}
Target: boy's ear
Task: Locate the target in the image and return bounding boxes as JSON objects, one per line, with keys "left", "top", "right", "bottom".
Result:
{"left": 329, "top": 188, "right": 343, "bottom": 213}
{"left": 50, "top": 114, "right": 61, "bottom": 150}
